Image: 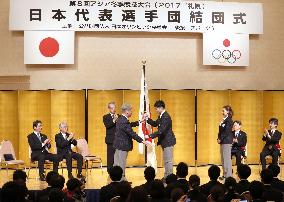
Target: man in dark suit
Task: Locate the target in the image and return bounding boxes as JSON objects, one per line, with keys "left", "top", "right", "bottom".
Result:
{"left": 144, "top": 100, "right": 176, "bottom": 180}
{"left": 261, "top": 169, "right": 283, "bottom": 201}
{"left": 231, "top": 120, "right": 247, "bottom": 167}
{"left": 268, "top": 164, "right": 284, "bottom": 192}
{"left": 236, "top": 164, "right": 251, "bottom": 195}
{"left": 142, "top": 166, "right": 156, "bottom": 194}
{"left": 27, "top": 120, "right": 60, "bottom": 181}
{"left": 103, "top": 102, "right": 119, "bottom": 173}
{"left": 55, "top": 122, "right": 84, "bottom": 179}
{"left": 260, "top": 118, "right": 282, "bottom": 170}
{"left": 37, "top": 171, "right": 58, "bottom": 202}
{"left": 200, "top": 165, "right": 224, "bottom": 197}
{"left": 113, "top": 103, "right": 148, "bottom": 179}
{"left": 249, "top": 181, "right": 264, "bottom": 202}
{"left": 165, "top": 162, "right": 189, "bottom": 198}
{"left": 103, "top": 102, "right": 140, "bottom": 174}
{"left": 100, "top": 166, "right": 123, "bottom": 202}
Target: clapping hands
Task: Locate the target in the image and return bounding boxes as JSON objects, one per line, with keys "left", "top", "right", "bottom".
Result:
{"left": 68, "top": 133, "right": 74, "bottom": 140}
{"left": 43, "top": 138, "right": 51, "bottom": 145}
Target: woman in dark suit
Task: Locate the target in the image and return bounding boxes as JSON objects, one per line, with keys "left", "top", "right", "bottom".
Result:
{"left": 217, "top": 105, "right": 234, "bottom": 180}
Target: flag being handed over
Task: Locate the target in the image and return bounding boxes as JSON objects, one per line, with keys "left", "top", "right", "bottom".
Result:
{"left": 138, "top": 62, "right": 157, "bottom": 171}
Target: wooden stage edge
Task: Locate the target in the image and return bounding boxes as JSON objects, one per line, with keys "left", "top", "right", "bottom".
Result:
{"left": 0, "top": 165, "right": 283, "bottom": 190}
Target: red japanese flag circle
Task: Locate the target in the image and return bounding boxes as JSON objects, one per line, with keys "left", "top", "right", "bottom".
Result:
{"left": 39, "top": 37, "right": 59, "bottom": 57}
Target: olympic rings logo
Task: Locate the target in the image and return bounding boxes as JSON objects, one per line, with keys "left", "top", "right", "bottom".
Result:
{"left": 211, "top": 49, "right": 242, "bottom": 64}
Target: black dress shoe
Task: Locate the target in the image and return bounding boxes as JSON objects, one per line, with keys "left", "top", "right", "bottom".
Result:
{"left": 77, "top": 173, "right": 84, "bottom": 178}
{"left": 39, "top": 173, "right": 46, "bottom": 181}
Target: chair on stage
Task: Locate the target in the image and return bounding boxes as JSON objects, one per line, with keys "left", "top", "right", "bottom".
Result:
{"left": 54, "top": 146, "right": 67, "bottom": 175}
{"left": 231, "top": 145, "right": 247, "bottom": 165}
{"left": 0, "top": 140, "right": 25, "bottom": 175}
{"left": 27, "top": 146, "right": 52, "bottom": 179}
{"left": 258, "top": 143, "right": 281, "bottom": 174}
{"left": 231, "top": 145, "right": 247, "bottom": 174}
{"left": 54, "top": 144, "right": 79, "bottom": 175}
{"left": 76, "top": 138, "right": 103, "bottom": 175}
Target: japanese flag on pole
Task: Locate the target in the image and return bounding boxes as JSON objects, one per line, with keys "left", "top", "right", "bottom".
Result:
{"left": 138, "top": 65, "right": 157, "bottom": 171}
{"left": 203, "top": 32, "right": 249, "bottom": 66}
{"left": 24, "top": 31, "right": 75, "bottom": 64}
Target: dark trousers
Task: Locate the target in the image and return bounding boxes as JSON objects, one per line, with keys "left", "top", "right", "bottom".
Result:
{"left": 31, "top": 152, "right": 60, "bottom": 175}
{"left": 61, "top": 152, "right": 83, "bottom": 175}
{"left": 260, "top": 147, "right": 279, "bottom": 170}
{"left": 231, "top": 150, "right": 243, "bottom": 166}
{"left": 107, "top": 144, "right": 115, "bottom": 173}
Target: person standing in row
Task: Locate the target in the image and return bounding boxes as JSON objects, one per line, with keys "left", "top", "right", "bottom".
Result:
{"left": 103, "top": 102, "right": 119, "bottom": 173}
{"left": 217, "top": 105, "right": 234, "bottom": 180}
{"left": 145, "top": 100, "right": 176, "bottom": 181}
{"left": 113, "top": 103, "right": 149, "bottom": 180}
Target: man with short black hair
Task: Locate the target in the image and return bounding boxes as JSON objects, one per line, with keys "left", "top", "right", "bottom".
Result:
{"left": 268, "top": 164, "right": 284, "bottom": 192}
{"left": 100, "top": 166, "right": 123, "bottom": 202}
{"left": 236, "top": 164, "right": 251, "bottom": 194}
{"left": 165, "top": 162, "right": 189, "bottom": 198}
{"left": 142, "top": 166, "right": 156, "bottom": 194}
{"left": 65, "top": 178, "right": 86, "bottom": 202}
{"left": 50, "top": 174, "right": 66, "bottom": 190}
{"left": 249, "top": 181, "right": 264, "bottom": 202}
{"left": 260, "top": 118, "right": 282, "bottom": 170}
{"left": 231, "top": 120, "right": 247, "bottom": 167}
{"left": 200, "top": 165, "right": 224, "bottom": 197}
{"left": 13, "top": 169, "right": 27, "bottom": 186}
{"left": 27, "top": 120, "right": 60, "bottom": 181}
{"left": 1, "top": 181, "right": 29, "bottom": 201}
{"left": 144, "top": 100, "right": 176, "bottom": 180}
{"left": 37, "top": 171, "right": 59, "bottom": 202}
{"left": 260, "top": 168, "right": 283, "bottom": 201}
{"left": 13, "top": 169, "right": 32, "bottom": 201}
{"left": 48, "top": 188, "right": 66, "bottom": 202}
{"left": 149, "top": 179, "right": 168, "bottom": 201}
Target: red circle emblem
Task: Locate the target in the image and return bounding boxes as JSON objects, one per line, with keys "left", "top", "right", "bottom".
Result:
{"left": 39, "top": 37, "right": 59, "bottom": 57}
{"left": 223, "top": 39, "right": 230, "bottom": 47}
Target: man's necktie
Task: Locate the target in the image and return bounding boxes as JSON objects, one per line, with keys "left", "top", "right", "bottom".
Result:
{"left": 37, "top": 133, "right": 42, "bottom": 142}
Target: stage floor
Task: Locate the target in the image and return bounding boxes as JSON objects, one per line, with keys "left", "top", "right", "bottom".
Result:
{"left": 0, "top": 165, "right": 282, "bottom": 190}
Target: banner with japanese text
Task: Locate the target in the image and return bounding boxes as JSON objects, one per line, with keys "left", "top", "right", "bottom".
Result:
{"left": 9, "top": 0, "right": 263, "bottom": 34}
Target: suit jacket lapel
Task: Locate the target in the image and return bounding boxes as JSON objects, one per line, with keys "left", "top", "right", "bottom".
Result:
{"left": 34, "top": 132, "right": 42, "bottom": 143}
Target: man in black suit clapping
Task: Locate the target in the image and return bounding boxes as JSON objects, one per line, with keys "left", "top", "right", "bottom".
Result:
{"left": 55, "top": 122, "right": 84, "bottom": 179}
{"left": 231, "top": 120, "right": 247, "bottom": 167}
{"left": 27, "top": 120, "right": 60, "bottom": 181}
{"left": 260, "top": 118, "right": 282, "bottom": 170}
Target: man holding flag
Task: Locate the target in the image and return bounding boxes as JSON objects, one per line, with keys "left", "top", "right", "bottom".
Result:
{"left": 144, "top": 100, "right": 176, "bottom": 181}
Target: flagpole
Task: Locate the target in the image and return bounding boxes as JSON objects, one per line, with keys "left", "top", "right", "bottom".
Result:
{"left": 142, "top": 60, "right": 147, "bottom": 164}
